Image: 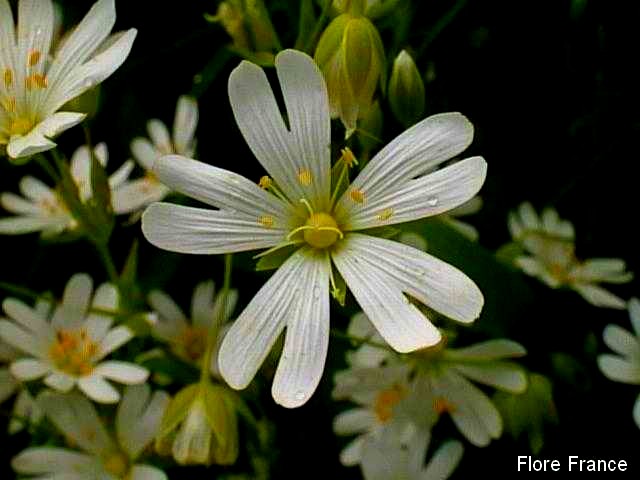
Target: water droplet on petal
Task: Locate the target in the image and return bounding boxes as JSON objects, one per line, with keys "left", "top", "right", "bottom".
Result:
{"left": 427, "top": 196, "right": 439, "bottom": 207}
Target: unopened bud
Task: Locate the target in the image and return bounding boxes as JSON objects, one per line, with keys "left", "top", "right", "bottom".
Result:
{"left": 388, "top": 50, "right": 425, "bottom": 127}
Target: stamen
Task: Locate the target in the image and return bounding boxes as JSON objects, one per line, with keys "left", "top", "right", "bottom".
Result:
{"left": 373, "top": 385, "right": 405, "bottom": 423}
{"left": 287, "top": 224, "right": 314, "bottom": 241}
{"left": 433, "top": 397, "right": 456, "bottom": 414}
{"left": 28, "top": 50, "right": 41, "bottom": 66}
{"left": 297, "top": 169, "right": 312, "bottom": 186}
{"left": 25, "top": 73, "right": 48, "bottom": 90}
{"left": 376, "top": 208, "right": 394, "bottom": 222}
{"left": 1, "top": 96, "right": 16, "bottom": 113}
{"left": 317, "top": 226, "right": 344, "bottom": 239}
{"left": 349, "top": 189, "right": 365, "bottom": 204}
{"left": 340, "top": 147, "right": 358, "bottom": 168}
{"left": 258, "top": 215, "right": 274, "bottom": 228}
{"left": 299, "top": 198, "right": 314, "bottom": 216}
{"left": 3, "top": 69, "right": 13, "bottom": 88}
{"left": 258, "top": 176, "right": 272, "bottom": 189}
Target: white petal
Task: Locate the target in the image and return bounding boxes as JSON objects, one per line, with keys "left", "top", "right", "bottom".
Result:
{"left": 598, "top": 354, "right": 640, "bottom": 384}
{"left": 218, "top": 249, "right": 309, "bottom": 390}
{"left": 630, "top": 298, "right": 640, "bottom": 338}
{"left": 7, "top": 130, "right": 56, "bottom": 159}
{"left": 11, "top": 447, "right": 95, "bottom": 475}
{"left": 421, "top": 440, "right": 464, "bottom": 480}
{"left": 272, "top": 250, "right": 330, "bottom": 408}
{"left": 148, "top": 290, "right": 187, "bottom": 324}
{"left": 575, "top": 258, "right": 632, "bottom": 284}
{"left": 44, "top": 372, "right": 75, "bottom": 392}
{"left": 444, "top": 340, "right": 526, "bottom": 360}
{"left": 573, "top": 284, "right": 626, "bottom": 309}
{"left": 10, "top": 359, "right": 50, "bottom": 380}
{"left": 112, "top": 178, "right": 170, "bottom": 214}
{"left": 142, "top": 203, "right": 286, "bottom": 254}
{"left": 190, "top": 280, "right": 215, "bottom": 328}
{"left": 37, "top": 112, "right": 87, "bottom": 138}
{"left": 84, "top": 283, "right": 118, "bottom": 343}
{"left": 94, "top": 361, "right": 148, "bottom": 384}
{"left": 153, "top": 155, "right": 290, "bottom": 218}
{"left": 1, "top": 192, "right": 40, "bottom": 215}
{"left": 337, "top": 156, "right": 487, "bottom": 230}
{"left": 131, "top": 138, "right": 159, "bottom": 171}
{"left": 0, "top": 368, "right": 18, "bottom": 403}
{"left": 147, "top": 119, "right": 172, "bottom": 154}
{"left": 0, "top": 320, "right": 43, "bottom": 357}
{"left": 518, "top": 202, "right": 540, "bottom": 231}
{"left": 332, "top": 240, "right": 442, "bottom": 352}
{"left": 51, "top": 273, "right": 93, "bottom": 330}
{"left": 333, "top": 408, "right": 375, "bottom": 435}
{"left": 452, "top": 363, "right": 527, "bottom": 393}
{"left": 228, "top": 51, "right": 330, "bottom": 209}
{"left": 602, "top": 324, "right": 640, "bottom": 359}
{"left": 0, "top": 2, "right": 16, "bottom": 73}
{"left": 344, "top": 112, "right": 474, "bottom": 200}
{"left": 633, "top": 394, "right": 640, "bottom": 430}
{"left": 173, "top": 96, "right": 199, "bottom": 154}
{"left": 337, "top": 234, "right": 484, "bottom": 324}
{"left": 130, "top": 464, "right": 168, "bottom": 480}
{"left": 0, "top": 215, "right": 69, "bottom": 234}
{"left": 17, "top": 0, "right": 55, "bottom": 70}
{"left": 20, "top": 176, "right": 55, "bottom": 202}
{"left": 109, "top": 159, "right": 135, "bottom": 189}
{"left": 78, "top": 374, "right": 120, "bottom": 403}
{"left": 339, "top": 436, "right": 365, "bottom": 466}
{"left": 95, "top": 325, "right": 133, "bottom": 360}
{"left": 2, "top": 298, "right": 53, "bottom": 338}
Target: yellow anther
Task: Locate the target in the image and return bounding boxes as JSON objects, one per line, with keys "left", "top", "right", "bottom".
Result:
{"left": 25, "top": 73, "right": 48, "bottom": 90}
{"left": 340, "top": 147, "right": 358, "bottom": 168}
{"left": 259, "top": 215, "right": 274, "bottom": 228}
{"left": 3, "top": 68, "right": 13, "bottom": 88}
{"left": 103, "top": 452, "right": 129, "bottom": 478}
{"left": 303, "top": 212, "right": 342, "bottom": 249}
{"left": 349, "top": 189, "right": 365, "bottom": 204}
{"left": 433, "top": 397, "right": 457, "bottom": 414}
{"left": 49, "top": 329, "right": 98, "bottom": 376}
{"left": 376, "top": 208, "right": 394, "bottom": 221}
{"left": 373, "top": 385, "right": 405, "bottom": 423}
{"left": 258, "top": 175, "right": 272, "bottom": 189}
{"left": 9, "top": 117, "right": 34, "bottom": 136}
{"left": 1, "top": 96, "right": 17, "bottom": 113}
{"left": 297, "top": 169, "right": 312, "bottom": 186}
{"left": 28, "top": 50, "right": 41, "bottom": 66}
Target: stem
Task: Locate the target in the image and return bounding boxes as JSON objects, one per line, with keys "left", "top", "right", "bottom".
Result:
{"left": 416, "top": 0, "right": 468, "bottom": 58}
{"left": 95, "top": 241, "right": 120, "bottom": 287}
{"left": 330, "top": 328, "right": 395, "bottom": 352}
{"left": 34, "top": 153, "right": 60, "bottom": 183}
{"left": 200, "top": 254, "right": 233, "bottom": 383}
{"left": 303, "top": 0, "right": 333, "bottom": 54}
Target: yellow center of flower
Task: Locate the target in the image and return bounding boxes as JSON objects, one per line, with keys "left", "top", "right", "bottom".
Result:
{"left": 433, "top": 396, "right": 457, "bottom": 414}
{"left": 103, "top": 452, "right": 130, "bottom": 478}
{"left": 178, "top": 326, "right": 208, "bottom": 362}
{"left": 373, "top": 385, "right": 405, "bottom": 423}
{"left": 49, "top": 329, "right": 98, "bottom": 376}
{"left": 303, "top": 212, "right": 342, "bottom": 249}
{"left": 8, "top": 117, "right": 35, "bottom": 136}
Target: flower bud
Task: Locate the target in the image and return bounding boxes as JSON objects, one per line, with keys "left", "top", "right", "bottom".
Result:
{"left": 388, "top": 50, "right": 425, "bottom": 127}
{"left": 315, "top": 9, "right": 386, "bottom": 136}
{"left": 156, "top": 383, "right": 239, "bottom": 466}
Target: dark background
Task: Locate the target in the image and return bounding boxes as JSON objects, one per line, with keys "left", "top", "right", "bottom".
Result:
{"left": 1, "top": 0, "right": 639, "bottom": 477}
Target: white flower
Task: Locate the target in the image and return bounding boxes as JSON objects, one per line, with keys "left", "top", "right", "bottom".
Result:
{"left": 508, "top": 202, "right": 632, "bottom": 309}
{"left": 0, "top": 273, "right": 148, "bottom": 403}
{"left": 0, "top": 142, "right": 132, "bottom": 235}
{"left": 360, "top": 424, "right": 464, "bottom": 480}
{"left": 0, "top": 338, "right": 20, "bottom": 404}
{"left": 148, "top": 280, "right": 238, "bottom": 368}
{"left": 12, "top": 386, "right": 169, "bottom": 479}
{"left": 112, "top": 95, "right": 198, "bottom": 214}
{"left": 142, "top": 49, "right": 486, "bottom": 408}
{"left": 0, "top": 0, "right": 137, "bottom": 159}
{"left": 598, "top": 298, "right": 640, "bottom": 428}
{"left": 443, "top": 195, "right": 482, "bottom": 241}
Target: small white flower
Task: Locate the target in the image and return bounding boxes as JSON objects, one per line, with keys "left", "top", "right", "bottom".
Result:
{"left": 360, "top": 424, "right": 464, "bottom": 480}
{"left": 112, "top": 95, "right": 199, "bottom": 214}
{"left": 0, "top": 0, "right": 137, "bottom": 159}
{"left": 0, "top": 273, "right": 149, "bottom": 403}
{"left": 0, "top": 142, "right": 133, "bottom": 235}
{"left": 598, "top": 298, "right": 640, "bottom": 428}
{"left": 12, "top": 386, "right": 169, "bottom": 479}
{"left": 142, "top": 49, "right": 486, "bottom": 408}
{"left": 148, "top": 280, "right": 237, "bottom": 369}
{"left": 0, "top": 338, "right": 20, "bottom": 404}
{"left": 508, "top": 202, "right": 632, "bottom": 309}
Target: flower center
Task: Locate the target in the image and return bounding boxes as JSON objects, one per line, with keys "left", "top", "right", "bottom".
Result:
{"left": 178, "top": 326, "right": 208, "bottom": 362}
{"left": 103, "top": 451, "right": 130, "bottom": 478}
{"left": 303, "top": 212, "right": 341, "bottom": 249}
{"left": 373, "top": 385, "right": 405, "bottom": 423}
{"left": 8, "top": 117, "right": 35, "bottom": 136}
{"left": 49, "top": 329, "right": 98, "bottom": 376}
{"left": 433, "top": 396, "right": 457, "bottom": 414}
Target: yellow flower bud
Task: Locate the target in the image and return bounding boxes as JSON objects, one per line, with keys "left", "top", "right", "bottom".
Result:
{"left": 315, "top": 10, "right": 386, "bottom": 136}
{"left": 388, "top": 49, "right": 425, "bottom": 127}
{"left": 155, "top": 383, "right": 239, "bottom": 466}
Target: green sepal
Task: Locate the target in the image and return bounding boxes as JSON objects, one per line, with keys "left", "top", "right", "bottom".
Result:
{"left": 156, "top": 384, "right": 200, "bottom": 442}
{"left": 255, "top": 244, "right": 297, "bottom": 271}
{"left": 330, "top": 264, "right": 347, "bottom": 306}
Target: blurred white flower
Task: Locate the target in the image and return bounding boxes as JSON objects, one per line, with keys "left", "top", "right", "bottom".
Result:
{"left": 12, "top": 386, "right": 169, "bottom": 479}
{"left": 142, "top": 49, "right": 486, "bottom": 408}
{"left": 112, "top": 95, "right": 198, "bottom": 215}
{"left": 0, "top": 142, "right": 132, "bottom": 235}
{"left": 508, "top": 202, "right": 632, "bottom": 309}
{"left": 0, "top": 0, "right": 137, "bottom": 159}
{"left": 598, "top": 298, "right": 640, "bottom": 428}
{"left": 147, "top": 280, "right": 237, "bottom": 370}
{"left": 0, "top": 273, "right": 148, "bottom": 403}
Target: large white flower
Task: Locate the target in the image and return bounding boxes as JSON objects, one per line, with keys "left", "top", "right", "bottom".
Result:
{"left": 598, "top": 298, "right": 640, "bottom": 428}
{"left": 112, "top": 95, "right": 198, "bottom": 214}
{"left": 0, "top": 0, "right": 137, "bottom": 159}
{"left": 12, "top": 387, "right": 169, "bottom": 479}
{"left": 0, "top": 142, "right": 132, "bottom": 235}
{"left": 142, "top": 49, "right": 486, "bottom": 408}
{"left": 0, "top": 273, "right": 148, "bottom": 403}
{"left": 508, "top": 202, "right": 632, "bottom": 309}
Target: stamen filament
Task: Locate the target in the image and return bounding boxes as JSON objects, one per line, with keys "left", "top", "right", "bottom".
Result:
{"left": 252, "top": 240, "right": 303, "bottom": 259}
{"left": 287, "top": 224, "right": 315, "bottom": 241}
{"left": 317, "top": 226, "right": 344, "bottom": 239}
{"left": 299, "top": 198, "right": 314, "bottom": 216}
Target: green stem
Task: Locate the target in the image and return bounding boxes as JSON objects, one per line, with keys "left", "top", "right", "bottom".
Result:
{"left": 416, "top": 0, "right": 468, "bottom": 58}
{"left": 95, "top": 241, "right": 120, "bottom": 287}
{"left": 34, "top": 153, "right": 59, "bottom": 183}
{"left": 330, "top": 328, "right": 395, "bottom": 352}
{"left": 303, "top": 0, "right": 333, "bottom": 54}
{"left": 200, "top": 254, "right": 233, "bottom": 383}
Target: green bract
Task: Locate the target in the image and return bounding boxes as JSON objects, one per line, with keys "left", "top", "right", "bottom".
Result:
{"left": 388, "top": 50, "right": 425, "bottom": 127}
